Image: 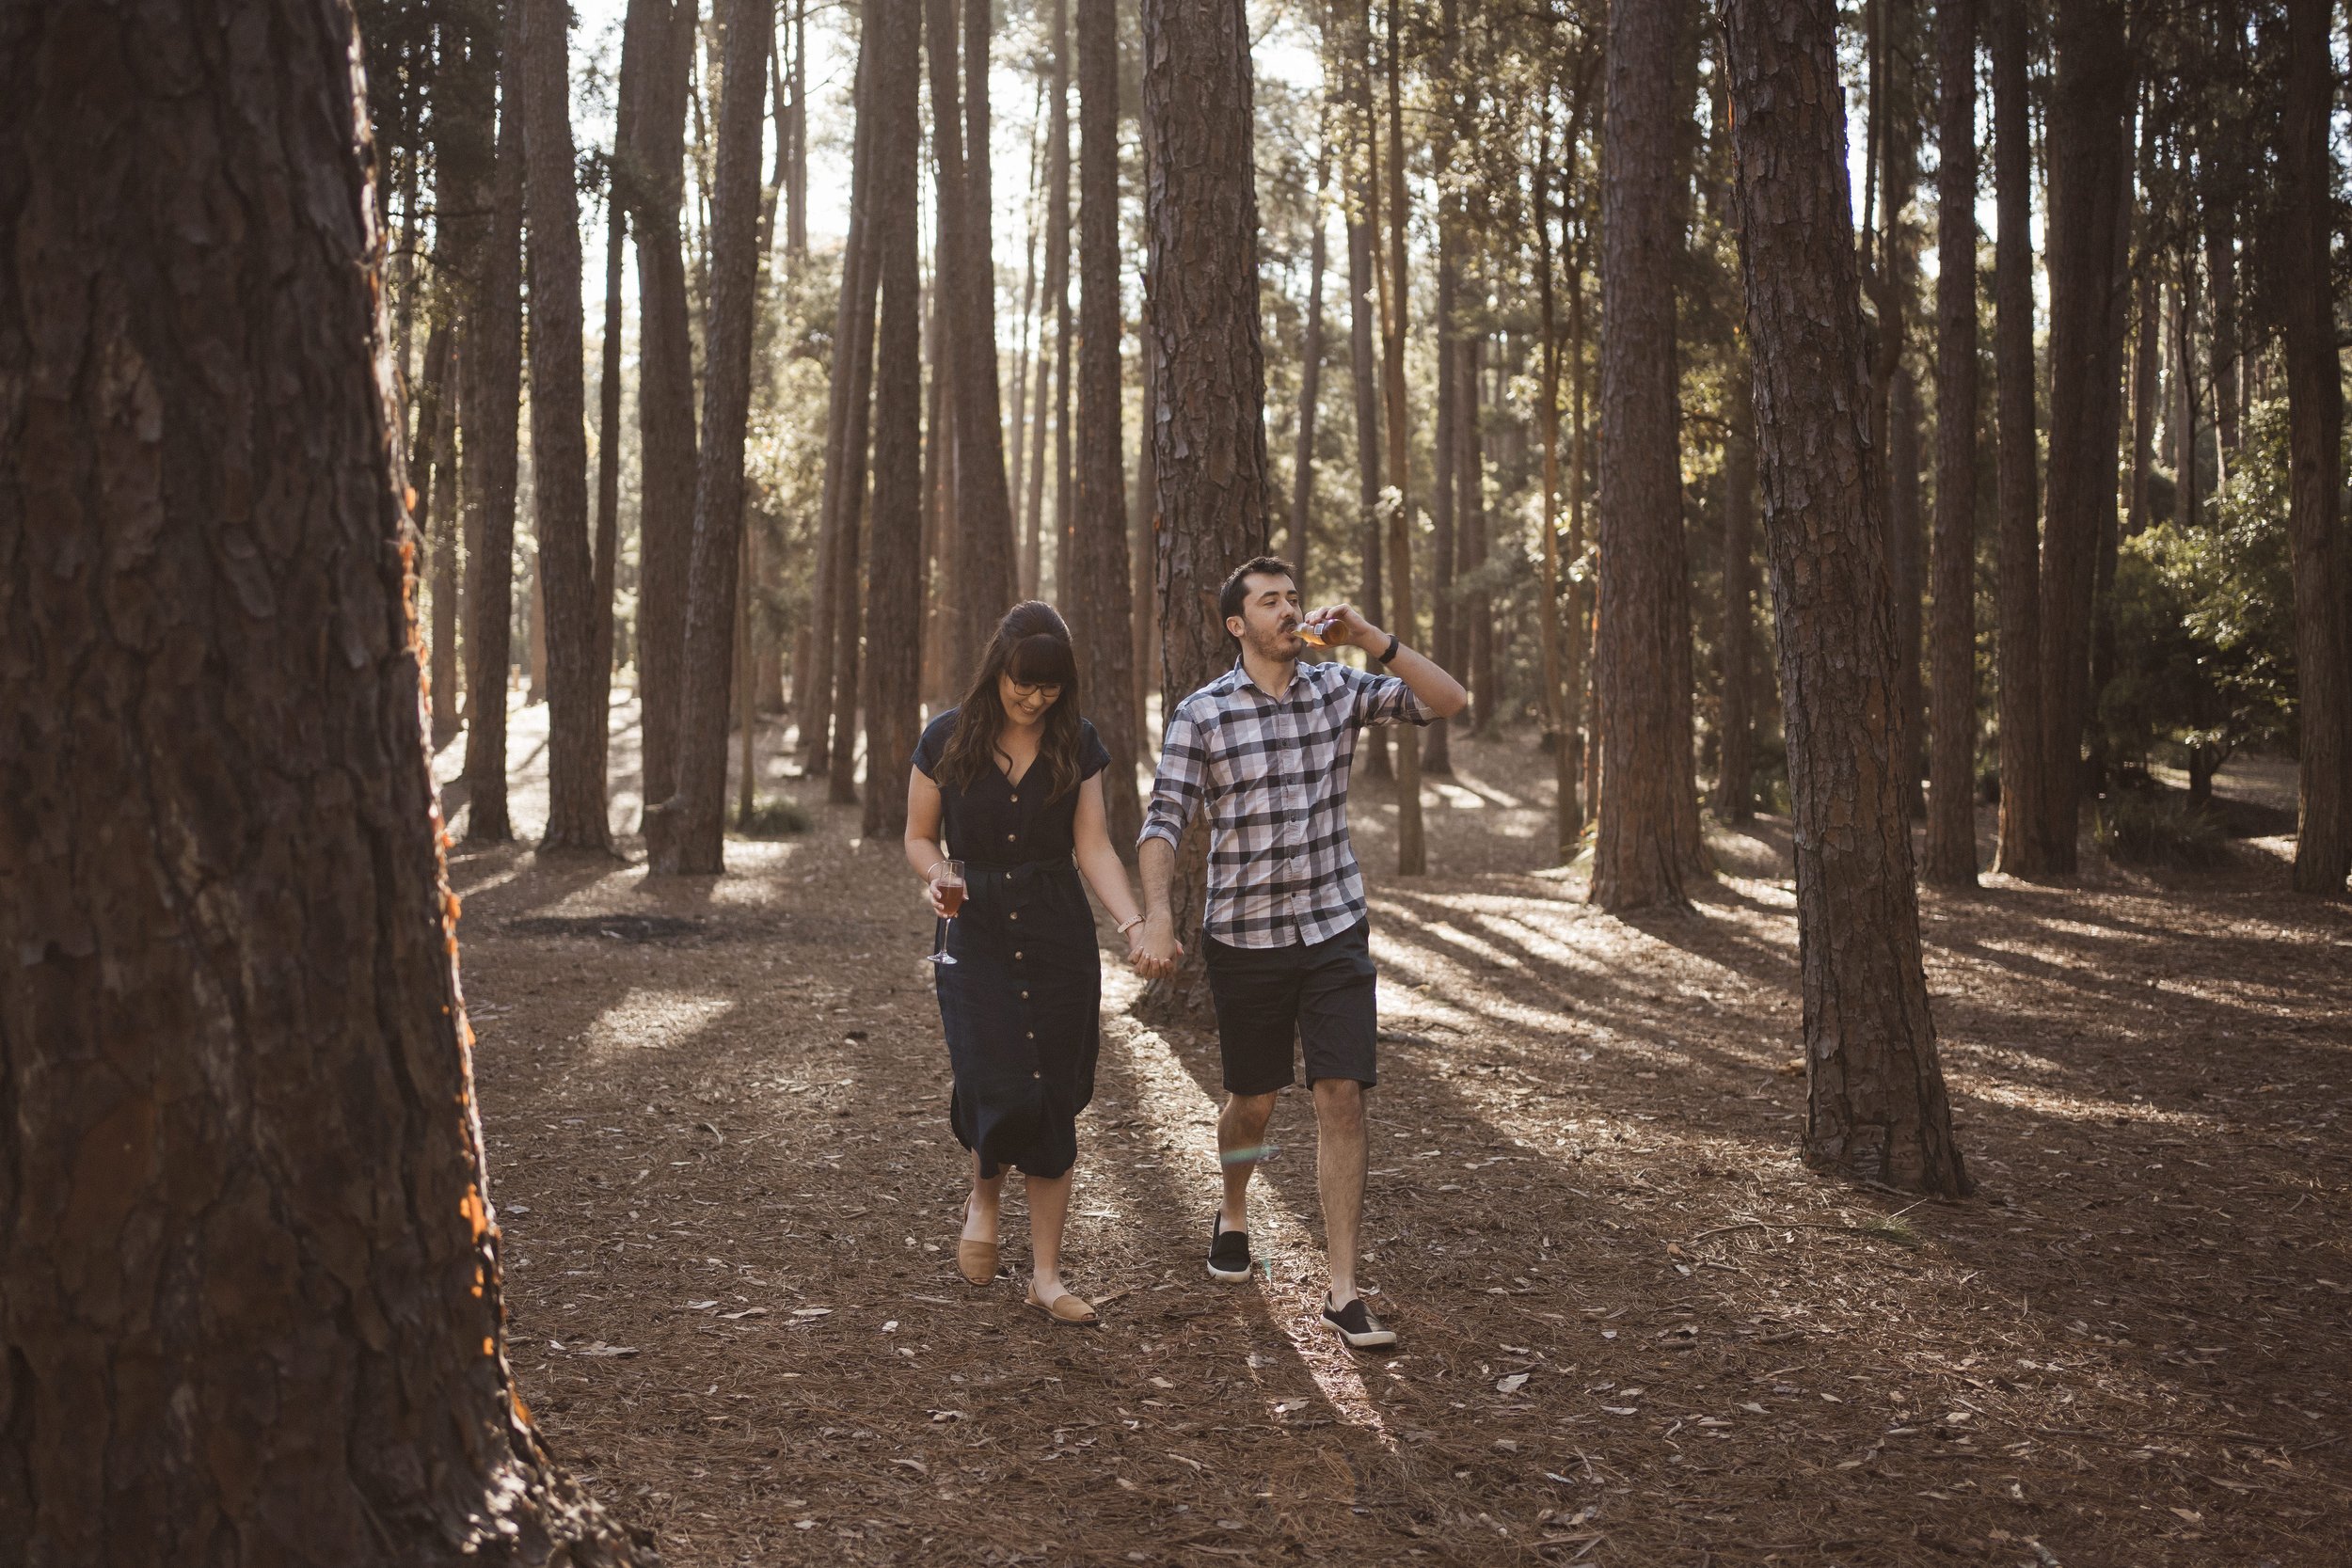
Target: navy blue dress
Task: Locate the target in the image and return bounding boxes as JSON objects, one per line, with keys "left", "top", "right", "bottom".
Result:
{"left": 913, "top": 710, "right": 1111, "bottom": 1180}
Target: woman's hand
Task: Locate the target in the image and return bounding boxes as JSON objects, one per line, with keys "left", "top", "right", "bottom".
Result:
{"left": 1133, "top": 911, "right": 1184, "bottom": 978}
{"left": 1120, "top": 919, "right": 1147, "bottom": 965}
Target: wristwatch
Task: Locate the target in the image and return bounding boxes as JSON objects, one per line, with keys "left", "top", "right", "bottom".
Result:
{"left": 1377, "top": 633, "right": 1401, "bottom": 665}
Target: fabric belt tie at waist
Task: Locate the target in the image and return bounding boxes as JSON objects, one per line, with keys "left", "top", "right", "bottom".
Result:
{"left": 961, "top": 857, "right": 1076, "bottom": 913}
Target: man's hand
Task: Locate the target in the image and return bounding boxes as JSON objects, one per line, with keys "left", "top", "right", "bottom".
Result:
{"left": 1303, "top": 601, "right": 1384, "bottom": 654}
{"left": 1134, "top": 911, "right": 1184, "bottom": 978}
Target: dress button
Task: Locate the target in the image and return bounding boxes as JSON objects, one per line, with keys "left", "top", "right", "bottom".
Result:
{"left": 1006, "top": 832, "right": 1016, "bottom": 842}
{"left": 1009, "top": 911, "right": 1019, "bottom": 921}
{"left": 1009, "top": 794, "right": 1018, "bottom": 803}
{"left": 1021, "top": 990, "right": 1029, "bottom": 1000}
{"left": 1014, "top": 951, "right": 1024, "bottom": 960}
{"left": 1026, "top": 1031, "right": 1036, "bottom": 1040}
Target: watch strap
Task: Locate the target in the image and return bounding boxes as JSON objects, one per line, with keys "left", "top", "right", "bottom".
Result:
{"left": 1377, "top": 633, "right": 1401, "bottom": 665}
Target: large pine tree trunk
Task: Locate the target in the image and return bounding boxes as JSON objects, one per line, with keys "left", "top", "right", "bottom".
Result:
{"left": 0, "top": 3, "right": 646, "bottom": 1556}
{"left": 1924, "top": 0, "right": 1980, "bottom": 886}
{"left": 2035, "top": 0, "right": 2132, "bottom": 874}
{"left": 1073, "top": 0, "right": 1143, "bottom": 849}
{"left": 863, "top": 0, "right": 927, "bottom": 842}
{"left": 523, "top": 0, "right": 612, "bottom": 852}
{"left": 1989, "top": 0, "right": 2043, "bottom": 875}
{"left": 622, "top": 0, "right": 700, "bottom": 815}
{"left": 926, "top": 0, "right": 1019, "bottom": 673}
{"left": 2283, "top": 0, "right": 2352, "bottom": 895}
{"left": 1723, "top": 0, "right": 1972, "bottom": 1197}
{"left": 646, "top": 0, "right": 775, "bottom": 875}
{"left": 1142, "top": 0, "right": 1272, "bottom": 1012}
{"left": 463, "top": 0, "right": 529, "bottom": 844}
{"left": 1591, "top": 0, "right": 1696, "bottom": 911}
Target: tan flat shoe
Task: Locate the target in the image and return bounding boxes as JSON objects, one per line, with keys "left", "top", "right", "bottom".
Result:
{"left": 956, "top": 1237, "right": 998, "bottom": 1287}
{"left": 1025, "top": 1287, "right": 1099, "bottom": 1326}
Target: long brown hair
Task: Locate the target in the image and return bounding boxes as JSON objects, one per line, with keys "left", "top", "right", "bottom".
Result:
{"left": 935, "top": 601, "right": 1087, "bottom": 800}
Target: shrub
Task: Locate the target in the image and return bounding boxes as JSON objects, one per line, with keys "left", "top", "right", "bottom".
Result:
{"left": 734, "top": 796, "right": 813, "bottom": 838}
{"left": 2096, "top": 791, "right": 2230, "bottom": 870}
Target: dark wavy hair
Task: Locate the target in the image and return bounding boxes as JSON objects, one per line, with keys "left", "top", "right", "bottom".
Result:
{"left": 935, "top": 601, "right": 1087, "bottom": 801}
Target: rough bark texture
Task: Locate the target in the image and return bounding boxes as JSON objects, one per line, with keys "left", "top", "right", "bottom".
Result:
{"left": 645, "top": 0, "right": 774, "bottom": 875}
{"left": 416, "top": 325, "right": 462, "bottom": 743}
{"left": 1535, "top": 107, "right": 1581, "bottom": 854}
{"left": 1045, "top": 0, "right": 1073, "bottom": 601}
{"left": 0, "top": 2, "right": 648, "bottom": 1558}
{"left": 1592, "top": 0, "right": 1696, "bottom": 911}
{"left": 1723, "top": 0, "right": 1973, "bottom": 1197}
{"left": 2036, "top": 0, "right": 2133, "bottom": 874}
{"left": 927, "top": 0, "right": 1018, "bottom": 674}
{"left": 862, "top": 0, "right": 926, "bottom": 843}
{"left": 1891, "top": 370, "right": 1926, "bottom": 816}
{"left": 1715, "top": 357, "right": 1758, "bottom": 825}
{"left": 462, "top": 0, "right": 528, "bottom": 844}
{"left": 1924, "top": 0, "right": 1979, "bottom": 886}
{"left": 1461, "top": 335, "right": 1493, "bottom": 735}
{"left": 799, "top": 3, "right": 877, "bottom": 774}
{"left": 1073, "top": 0, "right": 1142, "bottom": 849}
{"left": 522, "top": 0, "right": 611, "bottom": 852}
{"left": 1343, "top": 0, "right": 1388, "bottom": 780}
{"left": 2283, "top": 0, "right": 2351, "bottom": 895}
{"left": 1291, "top": 138, "right": 1329, "bottom": 597}
{"left": 1989, "top": 0, "right": 2044, "bottom": 877}
{"left": 594, "top": 198, "right": 624, "bottom": 704}
{"left": 1426, "top": 170, "right": 1459, "bottom": 777}
{"left": 621, "top": 0, "right": 699, "bottom": 814}
{"left": 1142, "top": 0, "right": 1271, "bottom": 1012}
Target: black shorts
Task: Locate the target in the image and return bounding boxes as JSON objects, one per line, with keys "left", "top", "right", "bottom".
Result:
{"left": 1202, "top": 919, "right": 1378, "bottom": 1095}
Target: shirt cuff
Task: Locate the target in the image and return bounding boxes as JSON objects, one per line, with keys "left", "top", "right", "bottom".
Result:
{"left": 1136, "top": 819, "right": 1184, "bottom": 851}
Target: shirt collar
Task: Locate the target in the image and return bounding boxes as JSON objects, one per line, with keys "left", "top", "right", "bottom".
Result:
{"left": 1228, "top": 655, "right": 1316, "bottom": 702}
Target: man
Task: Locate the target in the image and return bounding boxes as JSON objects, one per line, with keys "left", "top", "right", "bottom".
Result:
{"left": 1136, "top": 556, "right": 1468, "bottom": 1349}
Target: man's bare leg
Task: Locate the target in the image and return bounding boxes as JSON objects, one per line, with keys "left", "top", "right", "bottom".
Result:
{"left": 1312, "top": 1078, "right": 1368, "bottom": 1307}
{"left": 1218, "top": 1091, "right": 1277, "bottom": 1235}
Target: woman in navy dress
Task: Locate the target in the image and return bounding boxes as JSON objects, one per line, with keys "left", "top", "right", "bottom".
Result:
{"left": 902, "top": 602, "right": 1148, "bottom": 1324}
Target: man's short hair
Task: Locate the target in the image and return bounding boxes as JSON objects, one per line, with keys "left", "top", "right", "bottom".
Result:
{"left": 1218, "top": 555, "right": 1298, "bottom": 626}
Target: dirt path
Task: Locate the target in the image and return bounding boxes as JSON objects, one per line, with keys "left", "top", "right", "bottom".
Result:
{"left": 444, "top": 701, "right": 2352, "bottom": 1566}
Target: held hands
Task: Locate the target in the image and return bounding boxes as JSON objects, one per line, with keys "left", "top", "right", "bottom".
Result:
{"left": 1302, "top": 601, "right": 1383, "bottom": 653}
{"left": 1131, "top": 911, "right": 1184, "bottom": 979}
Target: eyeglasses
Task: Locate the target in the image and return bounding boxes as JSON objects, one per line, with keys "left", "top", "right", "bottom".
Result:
{"left": 1009, "top": 680, "right": 1063, "bottom": 702}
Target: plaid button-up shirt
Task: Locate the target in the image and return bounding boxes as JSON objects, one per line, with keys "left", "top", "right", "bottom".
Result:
{"left": 1139, "top": 657, "right": 1435, "bottom": 949}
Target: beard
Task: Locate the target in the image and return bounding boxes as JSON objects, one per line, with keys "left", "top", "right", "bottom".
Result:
{"left": 1244, "top": 621, "right": 1304, "bottom": 663}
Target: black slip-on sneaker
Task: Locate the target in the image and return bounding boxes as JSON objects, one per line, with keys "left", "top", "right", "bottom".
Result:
{"left": 1207, "top": 1211, "right": 1253, "bottom": 1282}
{"left": 1321, "top": 1294, "right": 1398, "bottom": 1349}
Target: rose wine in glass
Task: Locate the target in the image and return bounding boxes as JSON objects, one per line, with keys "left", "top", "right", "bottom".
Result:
{"left": 925, "top": 860, "right": 965, "bottom": 966}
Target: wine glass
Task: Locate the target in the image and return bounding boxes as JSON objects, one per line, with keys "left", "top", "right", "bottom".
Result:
{"left": 925, "top": 860, "right": 966, "bottom": 966}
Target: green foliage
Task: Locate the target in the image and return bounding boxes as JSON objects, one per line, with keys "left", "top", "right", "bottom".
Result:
{"left": 2096, "top": 788, "right": 2232, "bottom": 870}
{"left": 2100, "top": 400, "right": 2298, "bottom": 783}
{"left": 733, "top": 796, "right": 814, "bottom": 838}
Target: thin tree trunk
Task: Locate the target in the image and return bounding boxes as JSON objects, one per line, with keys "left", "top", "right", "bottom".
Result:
{"left": 2127, "top": 228, "right": 2159, "bottom": 541}
{"left": 827, "top": 366, "right": 871, "bottom": 805}
{"left": 1376, "top": 0, "right": 1426, "bottom": 874}
{"left": 1715, "top": 356, "right": 1757, "bottom": 825}
{"left": 1461, "top": 334, "right": 1493, "bottom": 733}
{"left": 1570, "top": 192, "right": 1596, "bottom": 829}
{"left": 622, "top": 0, "right": 700, "bottom": 814}
{"left": 462, "top": 0, "right": 529, "bottom": 844}
{"left": 789, "top": 0, "right": 809, "bottom": 261}
{"left": 1046, "top": 0, "right": 1074, "bottom": 601}
{"left": 0, "top": 1, "right": 647, "bottom": 1552}
{"left": 1924, "top": 0, "right": 1979, "bottom": 885}
{"left": 645, "top": 0, "right": 775, "bottom": 874}
{"left": 1343, "top": 0, "right": 1389, "bottom": 780}
{"left": 1723, "top": 0, "right": 1972, "bottom": 1198}
{"left": 1011, "top": 93, "right": 1042, "bottom": 595}
{"left": 2172, "top": 270, "right": 2198, "bottom": 520}
{"left": 525, "top": 0, "right": 611, "bottom": 852}
{"left": 801, "top": 10, "right": 880, "bottom": 773}
{"left": 1133, "top": 293, "right": 1161, "bottom": 730}
{"left": 1072, "top": 0, "right": 1143, "bottom": 848}
{"left": 1990, "top": 0, "right": 2044, "bottom": 876}
{"left": 594, "top": 189, "right": 624, "bottom": 701}
{"left": 864, "top": 0, "right": 928, "bottom": 839}
{"left": 927, "top": 0, "right": 1019, "bottom": 672}
{"left": 1291, "top": 134, "right": 1330, "bottom": 595}
{"left": 1142, "top": 0, "right": 1273, "bottom": 1011}
{"left": 1535, "top": 86, "right": 1583, "bottom": 853}
{"left": 1591, "top": 0, "right": 1695, "bottom": 911}
{"left": 1425, "top": 198, "right": 1458, "bottom": 776}
{"left": 415, "top": 325, "right": 463, "bottom": 744}
{"left": 2036, "top": 0, "right": 2133, "bottom": 874}
{"left": 2284, "top": 0, "right": 2352, "bottom": 894}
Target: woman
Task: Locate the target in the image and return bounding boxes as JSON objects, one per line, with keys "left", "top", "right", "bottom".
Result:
{"left": 903, "top": 602, "right": 1148, "bottom": 1324}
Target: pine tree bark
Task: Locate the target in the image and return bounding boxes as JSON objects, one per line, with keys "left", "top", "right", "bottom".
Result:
{"left": 2283, "top": 0, "right": 2351, "bottom": 895}
{"left": 463, "top": 0, "right": 529, "bottom": 844}
{"left": 1723, "top": 0, "right": 1972, "bottom": 1197}
{"left": 0, "top": 1, "right": 648, "bottom": 1555}
{"left": 415, "top": 325, "right": 463, "bottom": 744}
{"left": 1536, "top": 100, "right": 1581, "bottom": 853}
{"left": 595, "top": 199, "right": 625, "bottom": 701}
{"left": 523, "top": 0, "right": 612, "bottom": 852}
{"left": 1073, "top": 0, "right": 1143, "bottom": 848}
{"left": 1376, "top": 0, "right": 1426, "bottom": 874}
{"left": 1989, "top": 0, "right": 2043, "bottom": 874}
{"left": 927, "top": 0, "right": 1019, "bottom": 673}
{"left": 1142, "top": 0, "right": 1272, "bottom": 1011}
{"left": 646, "top": 0, "right": 775, "bottom": 874}
{"left": 620, "top": 0, "right": 699, "bottom": 813}
{"left": 1714, "top": 356, "right": 1757, "bottom": 825}
{"left": 1426, "top": 205, "right": 1458, "bottom": 776}
{"left": 2035, "top": 0, "right": 2133, "bottom": 873}
{"left": 863, "top": 0, "right": 927, "bottom": 842}
{"left": 1924, "top": 0, "right": 1980, "bottom": 886}
{"left": 1592, "top": 0, "right": 1696, "bottom": 911}
{"left": 1045, "top": 0, "right": 1073, "bottom": 601}
{"left": 1461, "top": 334, "right": 1493, "bottom": 732}
{"left": 1343, "top": 0, "right": 1389, "bottom": 780}
{"left": 1291, "top": 136, "right": 1330, "bottom": 598}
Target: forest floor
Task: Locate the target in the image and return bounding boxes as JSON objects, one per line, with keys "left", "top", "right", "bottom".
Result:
{"left": 438, "top": 691, "right": 2352, "bottom": 1568}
